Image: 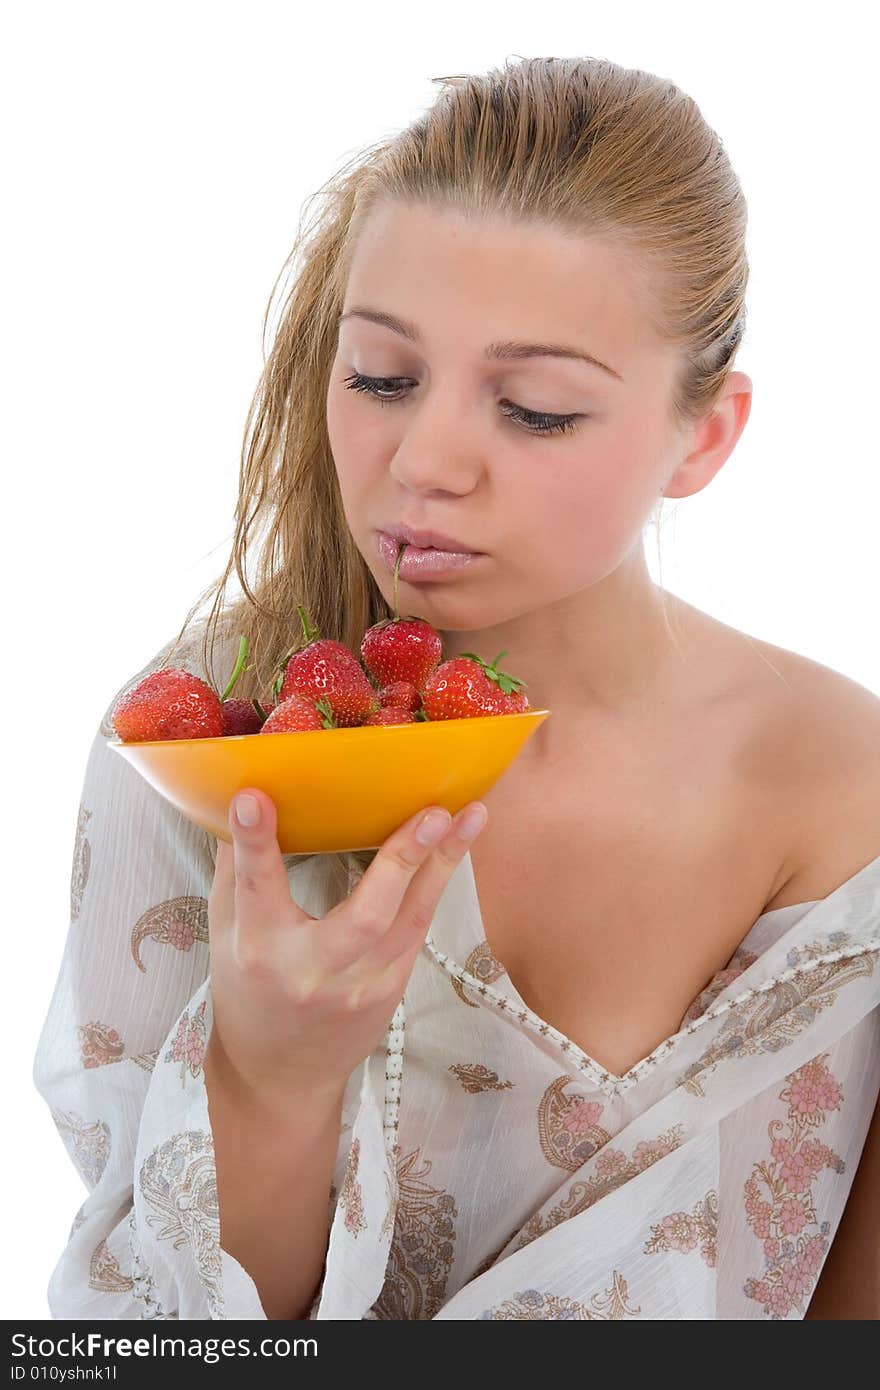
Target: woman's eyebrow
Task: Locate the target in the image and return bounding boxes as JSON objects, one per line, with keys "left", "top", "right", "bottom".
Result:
{"left": 337, "top": 306, "right": 624, "bottom": 381}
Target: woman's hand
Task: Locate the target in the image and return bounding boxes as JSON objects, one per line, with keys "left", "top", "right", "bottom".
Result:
{"left": 206, "top": 789, "right": 488, "bottom": 1106}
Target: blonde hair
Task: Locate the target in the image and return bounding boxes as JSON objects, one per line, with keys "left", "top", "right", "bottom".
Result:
{"left": 163, "top": 55, "right": 750, "bottom": 887}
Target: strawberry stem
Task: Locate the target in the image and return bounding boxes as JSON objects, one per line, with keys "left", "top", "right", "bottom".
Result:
{"left": 219, "top": 635, "right": 249, "bottom": 702}
{"left": 392, "top": 543, "right": 406, "bottom": 619}
{"left": 297, "top": 604, "right": 320, "bottom": 645}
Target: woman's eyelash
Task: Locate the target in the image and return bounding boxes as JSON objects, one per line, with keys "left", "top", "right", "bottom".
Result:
{"left": 341, "top": 372, "right": 583, "bottom": 436}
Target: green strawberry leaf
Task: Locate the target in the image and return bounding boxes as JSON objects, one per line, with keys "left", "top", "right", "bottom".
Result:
{"left": 314, "top": 696, "right": 336, "bottom": 729}
{"left": 459, "top": 649, "right": 527, "bottom": 694}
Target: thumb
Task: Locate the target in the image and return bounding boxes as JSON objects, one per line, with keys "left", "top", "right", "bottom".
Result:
{"left": 229, "top": 789, "right": 274, "bottom": 836}
{"left": 227, "top": 788, "right": 305, "bottom": 930}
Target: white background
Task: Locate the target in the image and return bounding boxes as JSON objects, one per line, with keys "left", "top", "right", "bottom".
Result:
{"left": 3, "top": 0, "right": 877, "bottom": 1319}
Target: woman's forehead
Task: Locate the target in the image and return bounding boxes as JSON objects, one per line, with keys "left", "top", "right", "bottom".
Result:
{"left": 341, "top": 203, "right": 668, "bottom": 377}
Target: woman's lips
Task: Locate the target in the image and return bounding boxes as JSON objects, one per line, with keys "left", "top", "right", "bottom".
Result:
{"left": 376, "top": 531, "right": 486, "bottom": 581}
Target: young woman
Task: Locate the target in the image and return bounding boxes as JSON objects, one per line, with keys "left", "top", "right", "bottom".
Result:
{"left": 35, "top": 56, "right": 879, "bottom": 1321}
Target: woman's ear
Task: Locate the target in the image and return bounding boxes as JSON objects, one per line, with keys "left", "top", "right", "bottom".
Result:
{"left": 663, "top": 371, "right": 753, "bottom": 501}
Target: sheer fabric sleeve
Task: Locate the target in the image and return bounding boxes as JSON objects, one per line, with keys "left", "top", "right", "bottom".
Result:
{"left": 32, "top": 634, "right": 272, "bottom": 1319}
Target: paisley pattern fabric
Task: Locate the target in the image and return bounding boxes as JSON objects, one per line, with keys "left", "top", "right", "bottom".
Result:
{"left": 34, "top": 632, "right": 880, "bottom": 1319}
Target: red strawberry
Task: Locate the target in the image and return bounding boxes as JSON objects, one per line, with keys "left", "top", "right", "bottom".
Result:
{"left": 360, "top": 616, "right": 443, "bottom": 691}
{"left": 378, "top": 681, "right": 423, "bottom": 712}
{"left": 275, "top": 606, "right": 380, "bottom": 728}
{"left": 493, "top": 682, "right": 530, "bottom": 714}
{"left": 361, "top": 707, "right": 418, "bottom": 726}
{"left": 221, "top": 698, "right": 267, "bottom": 736}
{"left": 421, "top": 650, "right": 529, "bottom": 721}
{"left": 260, "top": 694, "right": 337, "bottom": 733}
{"left": 112, "top": 669, "right": 225, "bottom": 742}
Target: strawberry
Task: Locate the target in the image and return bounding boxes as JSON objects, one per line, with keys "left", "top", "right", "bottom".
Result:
{"left": 221, "top": 698, "right": 278, "bottom": 734}
{"left": 260, "top": 694, "right": 337, "bottom": 733}
{"left": 378, "top": 681, "right": 423, "bottom": 712}
{"left": 221, "top": 699, "right": 267, "bottom": 736}
{"left": 421, "top": 650, "right": 529, "bottom": 720}
{"left": 112, "top": 668, "right": 225, "bottom": 742}
{"left": 274, "top": 606, "right": 380, "bottom": 728}
{"left": 360, "top": 616, "right": 443, "bottom": 692}
{"left": 361, "top": 707, "right": 419, "bottom": 726}
{"left": 113, "top": 633, "right": 273, "bottom": 743}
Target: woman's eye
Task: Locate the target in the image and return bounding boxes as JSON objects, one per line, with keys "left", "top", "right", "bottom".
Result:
{"left": 341, "top": 372, "right": 584, "bottom": 437}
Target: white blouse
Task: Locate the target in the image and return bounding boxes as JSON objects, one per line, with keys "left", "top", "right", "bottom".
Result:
{"left": 34, "top": 629, "right": 880, "bottom": 1320}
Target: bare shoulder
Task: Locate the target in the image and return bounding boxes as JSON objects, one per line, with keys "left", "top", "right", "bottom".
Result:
{"left": 743, "top": 635, "right": 880, "bottom": 910}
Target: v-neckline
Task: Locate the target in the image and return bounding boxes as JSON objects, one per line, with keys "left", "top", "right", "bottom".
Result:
{"left": 428, "top": 848, "right": 880, "bottom": 1094}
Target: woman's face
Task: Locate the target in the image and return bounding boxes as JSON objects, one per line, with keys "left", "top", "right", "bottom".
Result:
{"left": 326, "top": 200, "right": 693, "bottom": 632}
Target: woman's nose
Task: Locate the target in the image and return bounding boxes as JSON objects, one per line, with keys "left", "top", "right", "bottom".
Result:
{"left": 387, "top": 390, "right": 485, "bottom": 494}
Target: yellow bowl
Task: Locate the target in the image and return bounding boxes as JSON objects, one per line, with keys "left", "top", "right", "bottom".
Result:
{"left": 107, "top": 709, "right": 550, "bottom": 853}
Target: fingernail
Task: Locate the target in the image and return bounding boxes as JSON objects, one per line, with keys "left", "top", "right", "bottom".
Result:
{"left": 416, "top": 809, "right": 452, "bottom": 845}
{"left": 235, "top": 794, "right": 259, "bottom": 827}
{"left": 456, "top": 803, "right": 488, "bottom": 840}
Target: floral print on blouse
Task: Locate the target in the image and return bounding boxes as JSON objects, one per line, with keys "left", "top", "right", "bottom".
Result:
{"left": 34, "top": 629, "right": 880, "bottom": 1320}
